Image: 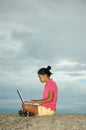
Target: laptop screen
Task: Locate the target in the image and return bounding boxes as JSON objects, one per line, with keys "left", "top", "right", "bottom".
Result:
{"left": 17, "top": 89, "right": 24, "bottom": 104}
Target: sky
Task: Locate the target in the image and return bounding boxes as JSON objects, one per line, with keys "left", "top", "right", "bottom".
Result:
{"left": 0, "top": 0, "right": 86, "bottom": 114}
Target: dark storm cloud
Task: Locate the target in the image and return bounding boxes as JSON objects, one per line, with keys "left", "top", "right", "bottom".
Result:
{"left": 1, "top": 0, "right": 85, "bottom": 62}
{"left": 0, "top": 0, "right": 86, "bottom": 76}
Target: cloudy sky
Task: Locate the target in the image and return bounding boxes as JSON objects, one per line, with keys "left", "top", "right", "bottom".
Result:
{"left": 0, "top": 0, "right": 86, "bottom": 113}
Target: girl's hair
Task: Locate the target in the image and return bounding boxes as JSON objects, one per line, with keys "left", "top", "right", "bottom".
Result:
{"left": 37, "top": 66, "right": 52, "bottom": 77}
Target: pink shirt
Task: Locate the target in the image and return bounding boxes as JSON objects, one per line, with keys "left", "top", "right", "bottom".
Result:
{"left": 42, "top": 79, "right": 58, "bottom": 111}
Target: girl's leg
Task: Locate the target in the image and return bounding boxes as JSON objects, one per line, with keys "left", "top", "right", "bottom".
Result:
{"left": 22, "top": 104, "right": 38, "bottom": 115}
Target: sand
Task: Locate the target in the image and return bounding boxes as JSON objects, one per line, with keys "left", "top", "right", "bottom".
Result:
{"left": 0, "top": 113, "right": 86, "bottom": 130}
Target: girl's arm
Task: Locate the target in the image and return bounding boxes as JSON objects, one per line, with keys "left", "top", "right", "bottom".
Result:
{"left": 30, "top": 90, "right": 54, "bottom": 105}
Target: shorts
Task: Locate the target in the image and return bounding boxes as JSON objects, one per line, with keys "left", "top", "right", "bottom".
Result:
{"left": 38, "top": 106, "right": 55, "bottom": 116}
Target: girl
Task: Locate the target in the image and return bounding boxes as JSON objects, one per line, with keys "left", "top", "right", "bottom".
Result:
{"left": 22, "top": 66, "right": 58, "bottom": 116}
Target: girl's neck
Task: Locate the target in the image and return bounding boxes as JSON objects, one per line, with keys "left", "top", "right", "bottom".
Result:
{"left": 45, "top": 77, "right": 50, "bottom": 82}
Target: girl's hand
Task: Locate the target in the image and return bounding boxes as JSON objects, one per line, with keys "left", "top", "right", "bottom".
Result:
{"left": 30, "top": 100, "right": 41, "bottom": 105}
{"left": 30, "top": 100, "right": 36, "bottom": 103}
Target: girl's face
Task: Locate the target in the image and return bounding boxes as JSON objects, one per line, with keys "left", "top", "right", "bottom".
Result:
{"left": 38, "top": 74, "right": 46, "bottom": 83}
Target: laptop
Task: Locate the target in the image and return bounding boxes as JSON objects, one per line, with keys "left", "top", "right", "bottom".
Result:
{"left": 17, "top": 89, "right": 40, "bottom": 105}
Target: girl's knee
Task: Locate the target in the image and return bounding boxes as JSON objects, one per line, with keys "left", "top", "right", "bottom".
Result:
{"left": 22, "top": 104, "right": 28, "bottom": 110}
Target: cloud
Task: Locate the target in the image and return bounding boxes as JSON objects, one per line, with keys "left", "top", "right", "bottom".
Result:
{"left": 0, "top": 0, "right": 86, "bottom": 62}
{"left": 54, "top": 59, "right": 86, "bottom": 69}
{"left": 53, "top": 59, "right": 86, "bottom": 84}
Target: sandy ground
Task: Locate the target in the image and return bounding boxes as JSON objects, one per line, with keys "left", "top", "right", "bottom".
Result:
{"left": 0, "top": 113, "right": 86, "bottom": 130}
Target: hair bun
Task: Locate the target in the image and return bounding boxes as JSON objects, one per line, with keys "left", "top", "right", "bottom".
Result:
{"left": 47, "top": 66, "right": 51, "bottom": 70}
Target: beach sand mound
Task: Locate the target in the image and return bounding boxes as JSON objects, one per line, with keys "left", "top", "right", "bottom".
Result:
{"left": 0, "top": 113, "right": 86, "bottom": 130}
